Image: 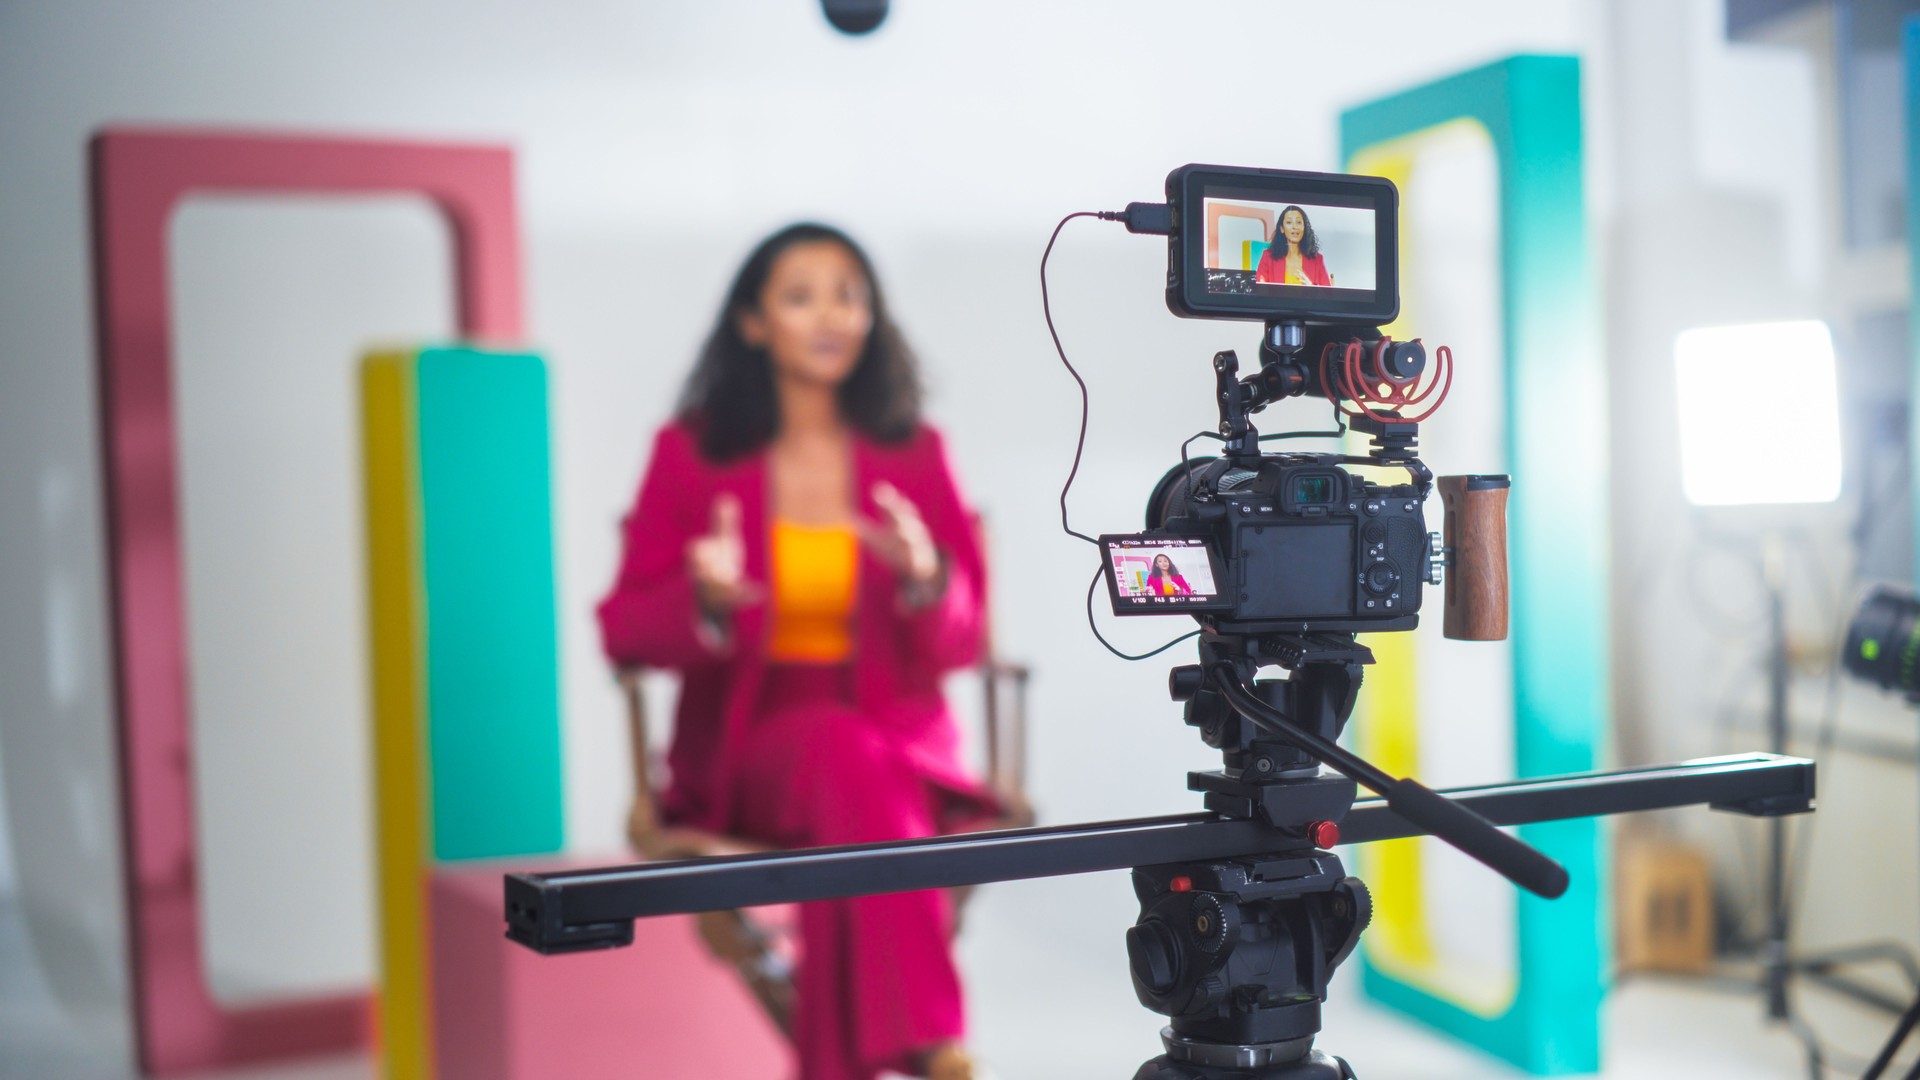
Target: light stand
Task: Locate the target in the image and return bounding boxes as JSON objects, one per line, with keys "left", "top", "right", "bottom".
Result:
{"left": 1759, "top": 535, "right": 1829, "bottom": 1071}
{"left": 1672, "top": 320, "right": 1915, "bottom": 1076}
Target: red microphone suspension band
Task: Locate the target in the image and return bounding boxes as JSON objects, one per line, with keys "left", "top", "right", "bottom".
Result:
{"left": 1317, "top": 335, "right": 1454, "bottom": 423}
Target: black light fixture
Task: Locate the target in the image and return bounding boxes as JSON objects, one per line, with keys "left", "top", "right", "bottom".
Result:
{"left": 1843, "top": 584, "right": 1920, "bottom": 701}
{"left": 821, "top": 0, "right": 888, "bottom": 35}
{"left": 1838, "top": 582, "right": 1920, "bottom": 1079}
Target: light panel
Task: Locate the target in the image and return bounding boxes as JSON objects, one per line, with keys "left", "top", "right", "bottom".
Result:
{"left": 1674, "top": 320, "right": 1843, "bottom": 507}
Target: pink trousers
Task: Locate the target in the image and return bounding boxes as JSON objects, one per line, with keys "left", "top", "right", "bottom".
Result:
{"left": 730, "top": 665, "right": 967, "bottom": 1080}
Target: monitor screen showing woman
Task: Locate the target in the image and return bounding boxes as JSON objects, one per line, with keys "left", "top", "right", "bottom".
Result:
{"left": 1203, "top": 197, "right": 1377, "bottom": 295}
{"left": 1104, "top": 536, "right": 1228, "bottom": 612}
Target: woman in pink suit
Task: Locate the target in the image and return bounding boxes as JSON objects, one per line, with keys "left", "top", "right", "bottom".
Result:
{"left": 597, "top": 223, "right": 994, "bottom": 1080}
{"left": 1253, "top": 205, "right": 1333, "bottom": 286}
{"left": 1145, "top": 553, "right": 1193, "bottom": 596}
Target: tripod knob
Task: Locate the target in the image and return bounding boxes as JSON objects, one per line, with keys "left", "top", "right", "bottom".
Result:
{"left": 1169, "top": 665, "right": 1206, "bottom": 702}
{"left": 1127, "top": 919, "right": 1181, "bottom": 994}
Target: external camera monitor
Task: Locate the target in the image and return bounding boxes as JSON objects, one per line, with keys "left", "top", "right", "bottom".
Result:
{"left": 1166, "top": 164, "right": 1398, "bottom": 324}
{"left": 1101, "top": 534, "right": 1233, "bottom": 616}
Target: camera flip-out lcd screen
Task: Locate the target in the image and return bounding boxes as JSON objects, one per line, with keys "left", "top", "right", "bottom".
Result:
{"left": 1167, "top": 165, "right": 1398, "bottom": 324}
{"left": 1102, "top": 535, "right": 1233, "bottom": 615}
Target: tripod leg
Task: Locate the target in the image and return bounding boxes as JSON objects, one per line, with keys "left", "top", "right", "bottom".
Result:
{"left": 1862, "top": 990, "right": 1920, "bottom": 1080}
{"left": 1784, "top": 1011, "right": 1822, "bottom": 1080}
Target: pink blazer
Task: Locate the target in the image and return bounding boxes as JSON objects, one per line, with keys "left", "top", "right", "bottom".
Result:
{"left": 596, "top": 421, "right": 987, "bottom": 834}
{"left": 1254, "top": 250, "right": 1331, "bottom": 286}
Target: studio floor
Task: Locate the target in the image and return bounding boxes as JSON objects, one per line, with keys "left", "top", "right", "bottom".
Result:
{"left": 4, "top": 889, "right": 1913, "bottom": 1080}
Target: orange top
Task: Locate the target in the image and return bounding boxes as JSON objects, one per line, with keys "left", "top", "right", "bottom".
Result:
{"left": 765, "top": 519, "right": 859, "bottom": 663}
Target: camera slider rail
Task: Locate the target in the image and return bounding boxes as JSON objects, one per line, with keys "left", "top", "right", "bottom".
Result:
{"left": 505, "top": 752, "right": 1812, "bottom": 955}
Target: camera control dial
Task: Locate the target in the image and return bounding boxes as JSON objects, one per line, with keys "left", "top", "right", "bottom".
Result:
{"left": 1363, "top": 563, "right": 1399, "bottom": 596}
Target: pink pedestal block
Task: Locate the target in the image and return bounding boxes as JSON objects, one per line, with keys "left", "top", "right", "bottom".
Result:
{"left": 431, "top": 860, "right": 793, "bottom": 1080}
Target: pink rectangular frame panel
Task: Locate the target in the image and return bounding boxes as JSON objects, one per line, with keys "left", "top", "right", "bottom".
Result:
{"left": 89, "top": 127, "right": 523, "bottom": 1075}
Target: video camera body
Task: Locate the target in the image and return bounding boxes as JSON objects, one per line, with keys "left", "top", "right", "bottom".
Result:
{"left": 1128, "top": 445, "right": 1435, "bottom": 633}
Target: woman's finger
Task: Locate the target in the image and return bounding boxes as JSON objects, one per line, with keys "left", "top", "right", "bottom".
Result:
{"left": 853, "top": 514, "right": 900, "bottom": 559}
{"left": 709, "top": 493, "right": 742, "bottom": 540}
{"left": 871, "top": 481, "right": 919, "bottom": 526}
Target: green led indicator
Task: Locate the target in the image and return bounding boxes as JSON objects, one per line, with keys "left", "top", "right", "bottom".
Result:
{"left": 1863, "top": 639, "right": 1881, "bottom": 661}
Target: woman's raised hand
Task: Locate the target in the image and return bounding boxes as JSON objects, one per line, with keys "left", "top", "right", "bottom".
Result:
{"left": 858, "top": 481, "right": 942, "bottom": 589}
{"left": 687, "top": 494, "right": 763, "bottom": 614}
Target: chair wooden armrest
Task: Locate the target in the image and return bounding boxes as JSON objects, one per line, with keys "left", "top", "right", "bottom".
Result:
{"left": 978, "top": 658, "right": 1035, "bottom": 829}
{"left": 615, "top": 666, "right": 793, "bottom": 1035}
{"left": 971, "top": 512, "right": 1035, "bottom": 830}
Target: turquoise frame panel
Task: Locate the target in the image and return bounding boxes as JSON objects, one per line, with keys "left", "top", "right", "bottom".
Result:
{"left": 1341, "top": 56, "right": 1608, "bottom": 1073}
{"left": 1908, "top": 14, "right": 1920, "bottom": 579}
{"left": 416, "top": 346, "right": 566, "bottom": 860}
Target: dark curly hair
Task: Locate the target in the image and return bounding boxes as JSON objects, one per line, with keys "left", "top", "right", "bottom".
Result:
{"left": 676, "top": 223, "right": 922, "bottom": 462}
{"left": 1265, "top": 204, "right": 1321, "bottom": 262}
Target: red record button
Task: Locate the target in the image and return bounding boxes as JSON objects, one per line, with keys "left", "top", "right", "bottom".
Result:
{"left": 1308, "top": 820, "right": 1340, "bottom": 849}
{"left": 1170, "top": 875, "right": 1193, "bottom": 893}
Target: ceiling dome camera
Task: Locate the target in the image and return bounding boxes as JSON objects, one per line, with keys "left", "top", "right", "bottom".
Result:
{"left": 822, "top": 0, "right": 887, "bottom": 35}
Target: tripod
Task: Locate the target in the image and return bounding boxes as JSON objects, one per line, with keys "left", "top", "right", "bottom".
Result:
{"left": 1126, "top": 636, "right": 1375, "bottom": 1078}
{"left": 1126, "top": 615, "right": 1577, "bottom": 1078}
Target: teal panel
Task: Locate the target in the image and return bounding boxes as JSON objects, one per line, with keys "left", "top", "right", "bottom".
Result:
{"left": 416, "top": 346, "right": 565, "bottom": 861}
{"left": 1342, "top": 56, "right": 1607, "bottom": 1073}
{"left": 1908, "top": 17, "right": 1920, "bottom": 584}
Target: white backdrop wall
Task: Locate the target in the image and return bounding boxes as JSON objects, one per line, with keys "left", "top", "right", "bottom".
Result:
{"left": 0, "top": 3, "right": 1584, "bottom": 1071}
{"left": 7, "top": 2, "right": 1915, "bottom": 1077}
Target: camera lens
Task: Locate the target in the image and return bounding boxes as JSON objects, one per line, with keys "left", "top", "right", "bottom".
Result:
{"left": 1146, "top": 458, "right": 1215, "bottom": 529}
{"left": 1842, "top": 585, "right": 1920, "bottom": 698}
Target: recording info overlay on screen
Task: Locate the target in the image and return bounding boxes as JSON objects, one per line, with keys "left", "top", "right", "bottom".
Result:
{"left": 1203, "top": 195, "right": 1378, "bottom": 300}
{"left": 1101, "top": 535, "right": 1232, "bottom": 615}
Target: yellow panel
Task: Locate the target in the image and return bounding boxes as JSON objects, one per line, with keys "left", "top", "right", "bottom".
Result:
{"left": 1348, "top": 139, "right": 1428, "bottom": 976}
{"left": 1349, "top": 119, "right": 1518, "bottom": 1016}
{"left": 1354, "top": 632, "right": 1431, "bottom": 968}
{"left": 361, "top": 351, "right": 433, "bottom": 1080}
